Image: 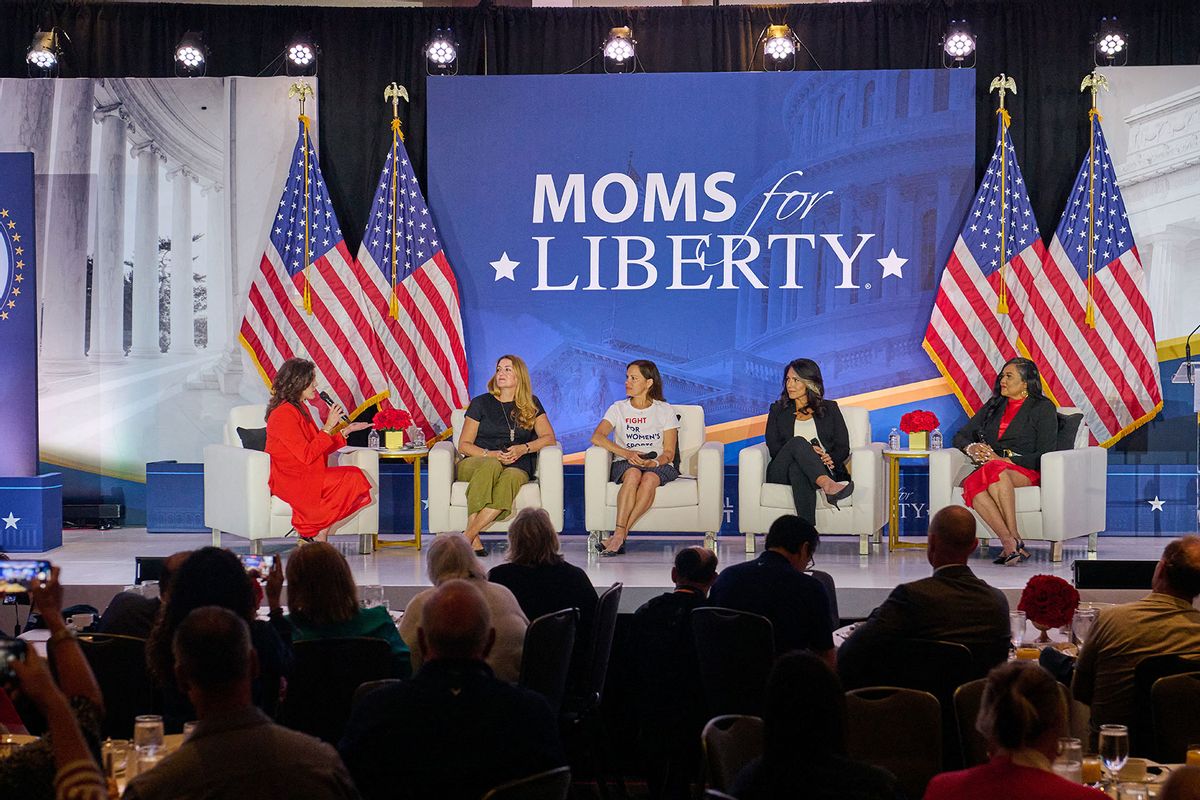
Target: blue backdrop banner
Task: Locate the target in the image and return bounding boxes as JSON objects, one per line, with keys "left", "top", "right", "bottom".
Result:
{"left": 0, "top": 153, "right": 38, "bottom": 477}
{"left": 428, "top": 70, "right": 976, "bottom": 453}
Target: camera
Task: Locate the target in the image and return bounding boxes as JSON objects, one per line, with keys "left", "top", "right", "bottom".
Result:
{"left": 0, "top": 560, "right": 52, "bottom": 593}
{"left": 239, "top": 554, "right": 276, "bottom": 575}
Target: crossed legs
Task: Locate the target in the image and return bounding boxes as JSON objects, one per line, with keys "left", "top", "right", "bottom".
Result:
{"left": 604, "top": 468, "right": 662, "bottom": 553}
{"left": 970, "top": 468, "right": 1033, "bottom": 557}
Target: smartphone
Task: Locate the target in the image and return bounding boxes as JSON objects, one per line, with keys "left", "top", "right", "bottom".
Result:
{"left": 0, "top": 638, "right": 27, "bottom": 680}
{"left": 0, "top": 560, "right": 52, "bottom": 593}
{"left": 239, "top": 554, "right": 277, "bottom": 574}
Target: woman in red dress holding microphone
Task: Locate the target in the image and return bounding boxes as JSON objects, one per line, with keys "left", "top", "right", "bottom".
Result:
{"left": 265, "top": 358, "right": 373, "bottom": 542}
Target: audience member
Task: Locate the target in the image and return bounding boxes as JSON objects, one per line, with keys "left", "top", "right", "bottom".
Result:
{"left": 838, "top": 506, "right": 1010, "bottom": 686}
{"left": 96, "top": 551, "right": 191, "bottom": 638}
{"left": 731, "top": 652, "right": 900, "bottom": 800}
{"left": 1162, "top": 765, "right": 1200, "bottom": 800}
{"left": 124, "top": 606, "right": 358, "bottom": 799}
{"left": 631, "top": 546, "right": 718, "bottom": 800}
{"left": 925, "top": 662, "right": 1107, "bottom": 800}
{"left": 1, "top": 568, "right": 106, "bottom": 800}
{"left": 146, "top": 547, "right": 293, "bottom": 731}
{"left": 340, "top": 579, "right": 564, "bottom": 800}
{"left": 285, "top": 542, "right": 410, "bottom": 675}
{"left": 708, "top": 515, "right": 834, "bottom": 665}
{"left": 400, "top": 534, "right": 527, "bottom": 682}
{"left": 1073, "top": 536, "right": 1200, "bottom": 730}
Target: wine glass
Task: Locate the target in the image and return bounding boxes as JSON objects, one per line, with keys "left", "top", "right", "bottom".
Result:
{"left": 1098, "top": 724, "right": 1129, "bottom": 784}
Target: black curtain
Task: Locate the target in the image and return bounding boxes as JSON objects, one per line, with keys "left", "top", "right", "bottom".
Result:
{"left": 1, "top": 0, "right": 1196, "bottom": 250}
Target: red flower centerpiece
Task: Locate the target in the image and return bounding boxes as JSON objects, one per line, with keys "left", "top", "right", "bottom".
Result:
{"left": 373, "top": 406, "right": 413, "bottom": 449}
{"left": 1018, "top": 574, "right": 1080, "bottom": 643}
{"left": 899, "top": 409, "right": 939, "bottom": 450}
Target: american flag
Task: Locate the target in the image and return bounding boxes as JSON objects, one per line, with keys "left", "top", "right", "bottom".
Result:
{"left": 1008, "top": 113, "right": 1161, "bottom": 445}
{"left": 353, "top": 127, "right": 468, "bottom": 437}
{"left": 924, "top": 116, "right": 1041, "bottom": 415}
{"left": 239, "top": 117, "right": 390, "bottom": 417}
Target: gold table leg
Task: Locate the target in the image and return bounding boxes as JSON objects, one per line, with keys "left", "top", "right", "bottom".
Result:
{"left": 887, "top": 454, "right": 927, "bottom": 550}
{"left": 376, "top": 454, "right": 423, "bottom": 549}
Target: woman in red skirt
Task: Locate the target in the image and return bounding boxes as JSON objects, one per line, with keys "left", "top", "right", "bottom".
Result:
{"left": 952, "top": 358, "right": 1058, "bottom": 566}
{"left": 265, "top": 358, "right": 373, "bottom": 542}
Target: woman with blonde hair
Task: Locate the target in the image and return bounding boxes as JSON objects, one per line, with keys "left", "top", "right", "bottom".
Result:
{"left": 456, "top": 354, "right": 556, "bottom": 556}
{"left": 399, "top": 534, "right": 528, "bottom": 682}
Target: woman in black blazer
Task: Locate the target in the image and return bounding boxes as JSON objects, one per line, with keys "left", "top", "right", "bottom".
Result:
{"left": 764, "top": 358, "right": 853, "bottom": 526}
{"left": 951, "top": 357, "right": 1059, "bottom": 566}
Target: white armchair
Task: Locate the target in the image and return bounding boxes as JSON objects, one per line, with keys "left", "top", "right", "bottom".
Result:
{"left": 203, "top": 404, "right": 379, "bottom": 554}
{"left": 584, "top": 404, "right": 725, "bottom": 549}
{"left": 928, "top": 408, "right": 1105, "bottom": 562}
{"left": 427, "top": 409, "right": 564, "bottom": 533}
{"left": 738, "top": 405, "right": 886, "bottom": 556}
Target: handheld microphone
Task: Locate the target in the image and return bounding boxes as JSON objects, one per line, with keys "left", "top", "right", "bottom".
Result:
{"left": 318, "top": 391, "right": 334, "bottom": 407}
{"left": 810, "top": 438, "right": 834, "bottom": 476}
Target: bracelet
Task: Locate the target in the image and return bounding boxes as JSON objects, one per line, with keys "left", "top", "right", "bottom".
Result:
{"left": 47, "top": 628, "right": 77, "bottom": 648}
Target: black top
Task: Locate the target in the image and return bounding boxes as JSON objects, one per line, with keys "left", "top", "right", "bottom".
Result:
{"left": 732, "top": 755, "right": 903, "bottom": 800}
{"left": 464, "top": 393, "right": 547, "bottom": 477}
{"left": 951, "top": 394, "right": 1058, "bottom": 471}
{"left": 765, "top": 398, "right": 852, "bottom": 482}
{"left": 708, "top": 550, "right": 834, "bottom": 655}
{"left": 338, "top": 658, "right": 565, "bottom": 800}
{"left": 96, "top": 592, "right": 161, "bottom": 638}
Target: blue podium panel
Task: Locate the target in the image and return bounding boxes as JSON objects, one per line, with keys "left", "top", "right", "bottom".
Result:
{"left": 0, "top": 474, "right": 63, "bottom": 552}
{"left": 146, "top": 461, "right": 207, "bottom": 533}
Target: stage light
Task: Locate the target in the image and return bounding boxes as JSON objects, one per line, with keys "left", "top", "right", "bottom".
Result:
{"left": 762, "top": 25, "right": 798, "bottom": 72}
{"left": 426, "top": 30, "right": 458, "bottom": 76}
{"left": 941, "top": 20, "right": 976, "bottom": 68}
{"left": 1094, "top": 17, "right": 1128, "bottom": 66}
{"left": 26, "top": 29, "right": 65, "bottom": 77}
{"left": 286, "top": 33, "right": 318, "bottom": 76}
{"left": 174, "top": 31, "right": 208, "bottom": 77}
{"left": 602, "top": 27, "right": 636, "bottom": 74}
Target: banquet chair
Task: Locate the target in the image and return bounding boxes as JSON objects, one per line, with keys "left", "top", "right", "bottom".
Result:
{"left": 845, "top": 687, "right": 942, "bottom": 800}
{"left": 352, "top": 678, "right": 402, "bottom": 707}
{"left": 518, "top": 608, "right": 578, "bottom": 716}
{"left": 584, "top": 405, "right": 724, "bottom": 550}
{"left": 72, "top": 633, "right": 159, "bottom": 739}
{"left": 1151, "top": 672, "right": 1200, "bottom": 763}
{"left": 928, "top": 407, "right": 1104, "bottom": 562}
{"left": 701, "top": 714, "right": 764, "bottom": 792}
{"left": 203, "top": 404, "right": 380, "bottom": 554}
{"left": 1132, "top": 653, "right": 1200, "bottom": 757}
{"left": 738, "top": 405, "right": 885, "bottom": 555}
{"left": 956, "top": 679, "right": 1082, "bottom": 767}
{"left": 277, "top": 637, "right": 395, "bottom": 744}
{"left": 806, "top": 569, "right": 840, "bottom": 629}
{"left": 562, "top": 583, "right": 622, "bottom": 800}
{"left": 691, "top": 608, "right": 774, "bottom": 717}
{"left": 427, "top": 408, "right": 564, "bottom": 533}
{"left": 480, "top": 766, "right": 572, "bottom": 800}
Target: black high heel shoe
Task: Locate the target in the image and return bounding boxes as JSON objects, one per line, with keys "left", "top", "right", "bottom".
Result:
{"left": 824, "top": 480, "right": 855, "bottom": 510}
{"left": 1016, "top": 540, "right": 1031, "bottom": 562}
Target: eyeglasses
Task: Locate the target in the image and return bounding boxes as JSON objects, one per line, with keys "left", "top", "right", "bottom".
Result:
{"left": 806, "top": 554, "right": 816, "bottom": 570}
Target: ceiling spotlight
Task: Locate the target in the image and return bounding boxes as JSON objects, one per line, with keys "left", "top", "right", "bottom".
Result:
{"left": 174, "top": 31, "right": 208, "bottom": 77}
{"left": 941, "top": 20, "right": 976, "bottom": 68}
{"left": 603, "top": 26, "right": 636, "bottom": 74}
{"left": 762, "top": 25, "right": 798, "bottom": 72}
{"left": 426, "top": 29, "right": 458, "bottom": 76}
{"left": 26, "top": 29, "right": 66, "bottom": 77}
{"left": 1094, "top": 17, "right": 1128, "bottom": 66}
{"left": 286, "top": 33, "right": 318, "bottom": 75}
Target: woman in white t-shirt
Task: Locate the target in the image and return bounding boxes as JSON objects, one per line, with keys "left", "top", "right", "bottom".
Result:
{"left": 589, "top": 360, "right": 680, "bottom": 557}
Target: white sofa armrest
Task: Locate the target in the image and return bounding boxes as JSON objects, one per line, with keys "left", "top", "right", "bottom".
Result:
{"left": 336, "top": 449, "right": 380, "bottom": 534}
{"left": 203, "top": 444, "right": 273, "bottom": 539}
{"left": 428, "top": 441, "right": 457, "bottom": 532}
{"left": 737, "top": 443, "right": 770, "bottom": 533}
{"left": 696, "top": 441, "right": 726, "bottom": 533}
{"left": 1040, "top": 446, "right": 1107, "bottom": 538}
{"left": 849, "top": 442, "right": 886, "bottom": 534}
{"left": 584, "top": 445, "right": 613, "bottom": 532}
{"left": 929, "top": 448, "right": 969, "bottom": 517}
{"left": 537, "top": 444, "right": 565, "bottom": 532}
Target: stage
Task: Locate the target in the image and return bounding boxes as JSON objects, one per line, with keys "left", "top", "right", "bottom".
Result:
{"left": 22, "top": 529, "right": 1166, "bottom": 621}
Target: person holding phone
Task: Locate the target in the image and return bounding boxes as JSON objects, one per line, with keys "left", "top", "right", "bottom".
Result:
{"left": 590, "top": 359, "right": 679, "bottom": 557}
{"left": 265, "top": 358, "right": 373, "bottom": 543}
{"left": 456, "top": 355, "right": 556, "bottom": 557}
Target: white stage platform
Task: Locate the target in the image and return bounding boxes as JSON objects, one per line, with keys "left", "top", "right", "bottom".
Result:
{"left": 17, "top": 530, "right": 1169, "bottom": 620}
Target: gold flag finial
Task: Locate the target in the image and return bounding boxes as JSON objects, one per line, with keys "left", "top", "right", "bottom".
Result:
{"left": 384, "top": 82, "right": 409, "bottom": 120}
{"left": 989, "top": 74, "right": 1017, "bottom": 125}
{"left": 989, "top": 74, "right": 1018, "bottom": 315}
{"left": 1080, "top": 71, "right": 1109, "bottom": 112}
{"left": 288, "top": 82, "right": 315, "bottom": 118}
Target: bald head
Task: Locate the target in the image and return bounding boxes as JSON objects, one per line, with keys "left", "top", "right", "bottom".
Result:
{"left": 672, "top": 546, "right": 718, "bottom": 590}
{"left": 1161, "top": 765, "right": 1200, "bottom": 800}
{"left": 927, "top": 506, "right": 979, "bottom": 568}
{"left": 417, "top": 579, "right": 495, "bottom": 662}
{"left": 1156, "top": 536, "right": 1200, "bottom": 600}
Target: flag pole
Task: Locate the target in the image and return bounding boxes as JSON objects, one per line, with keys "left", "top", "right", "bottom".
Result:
{"left": 989, "top": 73, "right": 1016, "bottom": 315}
{"left": 384, "top": 82, "right": 410, "bottom": 321}
{"left": 289, "top": 81, "right": 316, "bottom": 314}
{"left": 1080, "top": 71, "right": 1109, "bottom": 329}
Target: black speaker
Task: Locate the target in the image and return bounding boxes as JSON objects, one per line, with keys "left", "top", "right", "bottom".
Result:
{"left": 1073, "top": 560, "right": 1158, "bottom": 590}
{"left": 134, "top": 556, "right": 168, "bottom": 585}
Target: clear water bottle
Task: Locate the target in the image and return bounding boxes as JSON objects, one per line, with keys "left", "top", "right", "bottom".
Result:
{"left": 367, "top": 428, "right": 380, "bottom": 449}
{"left": 930, "top": 427, "right": 943, "bottom": 450}
{"left": 888, "top": 427, "right": 901, "bottom": 451}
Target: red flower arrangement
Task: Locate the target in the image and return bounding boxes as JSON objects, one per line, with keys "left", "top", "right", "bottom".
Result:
{"left": 899, "top": 410, "right": 939, "bottom": 433}
{"left": 1018, "top": 574, "right": 1080, "bottom": 629}
{"left": 372, "top": 407, "right": 413, "bottom": 432}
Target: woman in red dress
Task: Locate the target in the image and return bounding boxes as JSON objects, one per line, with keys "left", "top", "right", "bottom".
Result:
{"left": 265, "top": 358, "right": 373, "bottom": 542}
{"left": 951, "top": 357, "right": 1059, "bottom": 566}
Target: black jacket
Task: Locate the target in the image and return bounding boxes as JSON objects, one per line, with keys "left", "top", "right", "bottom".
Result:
{"left": 765, "top": 398, "right": 851, "bottom": 481}
{"left": 951, "top": 394, "right": 1058, "bottom": 471}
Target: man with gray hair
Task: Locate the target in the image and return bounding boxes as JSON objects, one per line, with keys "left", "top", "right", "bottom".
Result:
{"left": 340, "top": 579, "right": 564, "bottom": 800}
{"left": 123, "top": 606, "right": 358, "bottom": 799}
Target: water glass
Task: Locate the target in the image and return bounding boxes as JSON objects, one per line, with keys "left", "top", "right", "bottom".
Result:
{"left": 1072, "top": 607, "right": 1099, "bottom": 645}
{"left": 1053, "top": 737, "right": 1083, "bottom": 783}
{"left": 1010, "top": 610, "right": 1027, "bottom": 648}
{"left": 135, "top": 747, "right": 164, "bottom": 776}
{"left": 133, "top": 715, "right": 164, "bottom": 751}
{"left": 182, "top": 721, "right": 198, "bottom": 741}
{"left": 1099, "top": 724, "right": 1130, "bottom": 781}
{"left": 1119, "top": 784, "right": 1149, "bottom": 800}
{"left": 361, "top": 585, "right": 387, "bottom": 610}
{"left": 102, "top": 739, "right": 130, "bottom": 783}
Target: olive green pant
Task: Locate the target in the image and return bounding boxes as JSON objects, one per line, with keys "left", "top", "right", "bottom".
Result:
{"left": 457, "top": 456, "right": 529, "bottom": 520}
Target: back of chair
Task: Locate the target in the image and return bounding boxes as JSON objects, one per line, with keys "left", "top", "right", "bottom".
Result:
{"left": 673, "top": 404, "right": 705, "bottom": 477}
{"left": 691, "top": 607, "right": 774, "bottom": 717}
{"left": 804, "top": 569, "right": 840, "bottom": 629}
{"left": 953, "top": 678, "right": 988, "bottom": 767}
{"left": 450, "top": 408, "right": 465, "bottom": 448}
{"left": 74, "top": 634, "right": 158, "bottom": 739}
{"left": 582, "top": 583, "right": 622, "bottom": 707}
{"left": 225, "top": 404, "right": 268, "bottom": 446}
{"left": 1151, "top": 671, "right": 1200, "bottom": 763}
{"left": 480, "top": 766, "right": 572, "bottom": 800}
{"left": 352, "top": 678, "right": 402, "bottom": 708}
{"left": 701, "top": 714, "right": 764, "bottom": 792}
{"left": 519, "top": 608, "right": 578, "bottom": 716}
{"left": 846, "top": 687, "right": 942, "bottom": 800}
{"left": 840, "top": 405, "right": 871, "bottom": 448}
{"left": 278, "top": 637, "right": 395, "bottom": 744}
{"left": 1132, "top": 652, "right": 1200, "bottom": 756}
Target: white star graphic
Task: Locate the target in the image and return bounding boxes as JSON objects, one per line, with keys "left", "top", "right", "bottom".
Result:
{"left": 878, "top": 249, "right": 907, "bottom": 279}
{"left": 2, "top": 512, "right": 18, "bottom": 530}
{"left": 490, "top": 252, "right": 520, "bottom": 282}
{"left": 1148, "top": 496, "right": 1165, "bottom": 512}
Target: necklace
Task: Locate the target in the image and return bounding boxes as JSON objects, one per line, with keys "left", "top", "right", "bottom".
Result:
{"left": 500, "top": 400, "right": 516, "bottom": 443}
